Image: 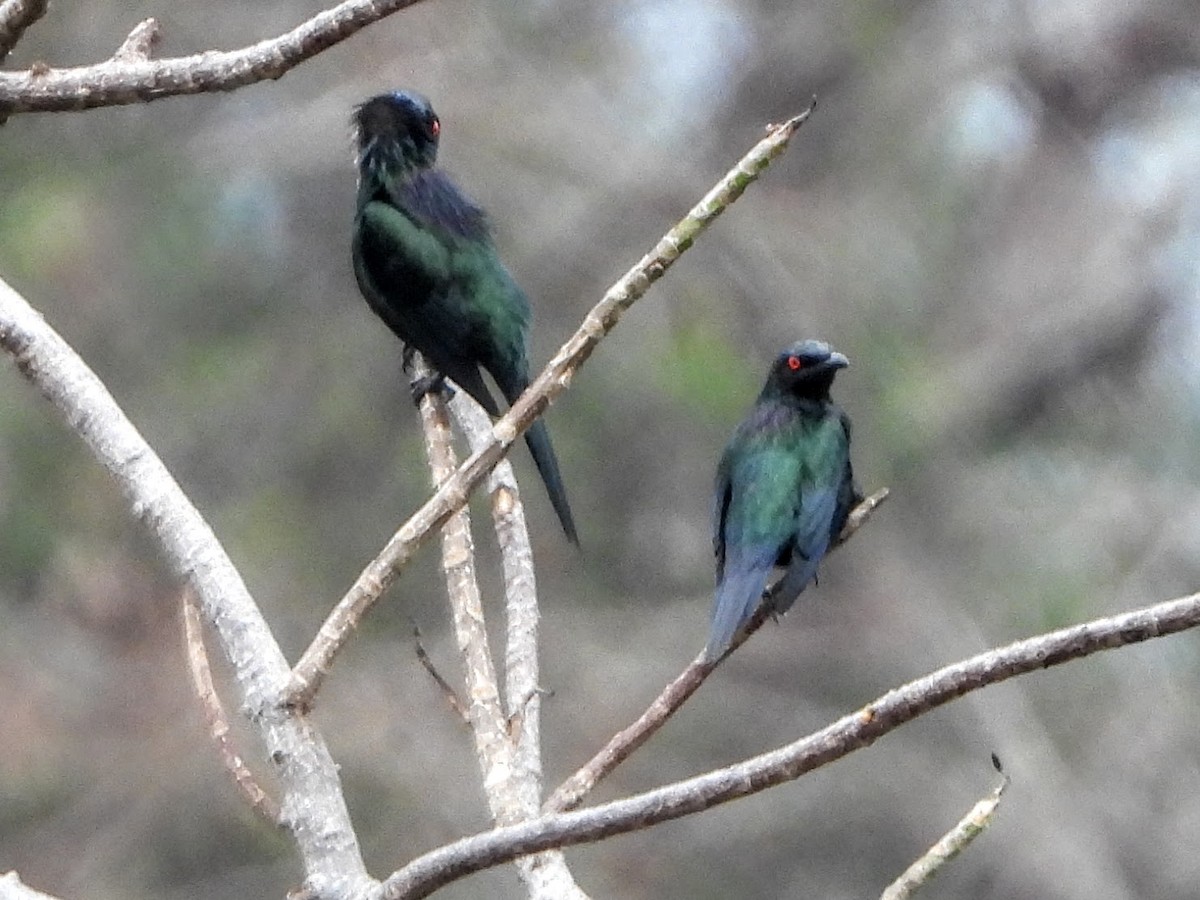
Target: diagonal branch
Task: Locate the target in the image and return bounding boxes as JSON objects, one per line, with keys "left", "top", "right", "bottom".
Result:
{"left": 545, "top": 487, "right": 889, "bottom": 813}
{"left": 0, "top": 276, "right": 375, "bottom": 899}
{"left": 0, "top": 0, "right": 425, "bottom": 116}
{"left": 288, "top": 102, "right": 819, "bottom": 710}
{"left": 379, "top": 588, "right": 1200, "bottom": 899}
{"left": 413, "top": 625, "right": 469, "bottom": 722}
{"left": 0, "top": 0, "right": 47, "bottom": 65}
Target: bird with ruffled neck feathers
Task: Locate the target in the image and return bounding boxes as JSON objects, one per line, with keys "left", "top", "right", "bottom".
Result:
{"left": 351, "top": 91, "right": 578, "bottom": 544}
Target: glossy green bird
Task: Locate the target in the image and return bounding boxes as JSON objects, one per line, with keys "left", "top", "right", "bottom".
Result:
{"left": 351, "top": 90, "right": 578, "bottom": 544}
{"left": 706, "top": 340, "right": 859, "bottom": 661}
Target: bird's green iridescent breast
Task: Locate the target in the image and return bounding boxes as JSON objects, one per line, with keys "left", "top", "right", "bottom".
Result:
{"left": 721, "top": 405, "right": 848, "bottom": 541}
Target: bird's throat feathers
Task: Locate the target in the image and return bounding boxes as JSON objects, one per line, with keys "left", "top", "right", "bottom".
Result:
{"left": 743, "top": 396, "right": 811, "bottom": 433}
{"left": 357, "top": 134, "right": 426, "bottom": 190}
{"left": 758, "top": 378, "right": 835, "bottom": 412}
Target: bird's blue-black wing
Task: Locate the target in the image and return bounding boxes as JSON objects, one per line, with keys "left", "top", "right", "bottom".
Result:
{"left": 769, "top": 412, "right": 853, "bottom": 613}
{"left": 393, "top": 171, "right": 531, "bottom": 404}
{"left": 353, "top": 195, "right": 503, "bottom": 414}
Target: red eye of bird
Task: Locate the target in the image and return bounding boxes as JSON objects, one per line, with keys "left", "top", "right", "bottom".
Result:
{"left": 787, "top": 355, "right": 803, "bottom": 371}
{"left": 430, "top": 118, "right": 440, "bottom": 137}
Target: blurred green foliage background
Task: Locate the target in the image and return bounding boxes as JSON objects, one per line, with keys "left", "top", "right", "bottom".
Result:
{"left": 3, "top": 0, "right": 1200, "bottom": 897}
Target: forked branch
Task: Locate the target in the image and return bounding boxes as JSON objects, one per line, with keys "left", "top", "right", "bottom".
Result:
{"left": 0, "top": 276, "right": 374, "bottom": 898}
{"left": 441, "top": 387, "right": 587, "bottom": 897}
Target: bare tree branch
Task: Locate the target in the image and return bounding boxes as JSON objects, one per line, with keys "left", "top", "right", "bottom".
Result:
{"left": 444, "top": 395, "right": 543, "bottom": 765}
{"left": 880, "top": 757, "right": 1009, "bottom": 900}
{"left": 182, "top": 589, "right": 281, "bottom": 825}
{"left": 0, "top": 276, "right": 375, "bottom": 899}
{"left": 547, "top": 652, "right": 715, "bottom": 815}
{"left": 545, "top": 486, "right": 889, "bottom": 813}
{"left": 379, "top": 588, "right": 1200, "bottom": 899}
{"left": 417, "top": 367, "right": 586, "bottom": 897}
{"left": 446, "top": 392, "right": 588, "bottom": 899}
{"left": 0, "top": 871, "right": 63, "bottom": 900}
{"left": 0, "top": 0, "right": 47, "bottom": 65}
{"left": 825, "top": 485, "right": 889, "bottom": 549}
{"left": 0, "top": 0, "right": 425, "bottom": 116}
{"left": 288, "top": 103, "right": 819, "bottom": 710}
{"left": 412, "top": 364, "right": 513, "bottom": 812}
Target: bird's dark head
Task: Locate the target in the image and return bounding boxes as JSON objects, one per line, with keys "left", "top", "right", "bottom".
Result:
{"left": 354, "top": 91, "right": 441, "bottom": 176}
{"left": 765, "top": 339, "right": 848, "bottom": 401}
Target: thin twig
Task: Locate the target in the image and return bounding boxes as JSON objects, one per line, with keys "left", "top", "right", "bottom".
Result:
{"left": 182, "top": 589, "right": 281, "bottom": 825}
{"left": 288, "top": 102, "right": 819, "bottom": 710}
{"left": 0, "top": 0, "right": 47, "bottom": 65}
{"left": 833, "top": 486, "right": 890, "bottom": 548}
{"left": 380, "top": 588, "right": 1200, "bottom": 899}
{"left": 546, "top": 653, "right": 714, "bottom": 816}
{"left": 0, "top": 0, "right": 426, "bottom": 115}
{"left": 880, "top": 756, "right": 1010, "bottom": 899}
{"left": 412, "top": 624, "right": 468, "bottom": 723}
{"left": 545, "top": 487, "right": 889, "bottom": 813}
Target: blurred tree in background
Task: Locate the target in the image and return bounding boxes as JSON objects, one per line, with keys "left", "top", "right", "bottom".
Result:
{"left": 2, "top": 0, "right": 1200, "bottom": 897}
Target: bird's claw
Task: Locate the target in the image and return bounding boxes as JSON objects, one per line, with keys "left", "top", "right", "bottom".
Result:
{"left": 410, "top": 373, "right": 444, "bottom": 405}
{"left": 409, "top": 374, "right": 456, "bottom": 406}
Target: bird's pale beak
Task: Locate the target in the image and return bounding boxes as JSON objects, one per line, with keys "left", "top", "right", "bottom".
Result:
{"left": 828, "top": 351, "right": 849, "bottom": 369}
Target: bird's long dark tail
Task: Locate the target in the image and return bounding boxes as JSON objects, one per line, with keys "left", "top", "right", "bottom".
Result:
{"left": 705, "top": 545, "right": 776, "bottom": 661}
{"left": 501, "top": 374, "right": 578, "bottom": 544}
{"left": 524, "top": 417, "right": 579, "bottom": 545}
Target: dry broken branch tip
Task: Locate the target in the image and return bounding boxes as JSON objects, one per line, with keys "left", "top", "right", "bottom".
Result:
{"left": 113, "top": 18, "right": 161, "bottom": 63}
{"left": 879, "top": 755, "right": 1010, "bottom": 900}
{"left": 0, "top": 0, "right": 48, "bottom": 65}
